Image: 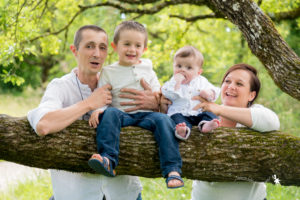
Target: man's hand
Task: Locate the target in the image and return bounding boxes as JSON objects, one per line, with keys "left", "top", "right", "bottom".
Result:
{"left": 85, "top": 84, "right": 112, "bottom": 110}
{"left": 160, "top": 94, "right": 172, "bottom": 114}
{"left": 119, "top": 78, "right": 160, "bottom": 112}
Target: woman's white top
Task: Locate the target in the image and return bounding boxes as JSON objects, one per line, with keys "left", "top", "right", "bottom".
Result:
{"left": 27, "top": 68, "right": 142, "bottom": 200}
{"left": 161, "top": 75, "right": 220, "bottom": 116}
{"left": 191, "top": 104, "right": 280, "bottom": 200}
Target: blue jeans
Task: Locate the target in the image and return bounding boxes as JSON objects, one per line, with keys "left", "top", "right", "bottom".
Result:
{"left": 170, "top": 112, "right": 218, "bottom": 131}
{"left": 96, "top": 107, "right": 182, "bottom": 177}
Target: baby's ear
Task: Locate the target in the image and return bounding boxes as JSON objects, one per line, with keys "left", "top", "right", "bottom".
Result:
{"left": 143, "top": 47, "right": 148, "bottom": 52}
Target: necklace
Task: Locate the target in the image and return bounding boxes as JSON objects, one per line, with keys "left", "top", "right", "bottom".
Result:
{"left": 75, "top": 74, "right": 91, "bottom": 121}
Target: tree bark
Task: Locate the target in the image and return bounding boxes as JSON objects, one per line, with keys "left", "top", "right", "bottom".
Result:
{"left": 0, "top": 114, "right": 299, "bottom": 186}
{"left": 209, "top": 0, "right": 300, "bottom": 100}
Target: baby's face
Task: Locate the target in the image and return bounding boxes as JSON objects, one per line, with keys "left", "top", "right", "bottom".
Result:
{"left": 114, "top": 30, "right": 146, "bottom": 66}
{"left": 173, "top": 56, "right": 202, "bottom": 84}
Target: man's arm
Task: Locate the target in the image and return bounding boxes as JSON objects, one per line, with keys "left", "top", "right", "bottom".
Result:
{"left": 119, "top": 79, "right": 160, "bottom": 112}
{"left": 36, "top": 85, "right": 112, "bottom": 136}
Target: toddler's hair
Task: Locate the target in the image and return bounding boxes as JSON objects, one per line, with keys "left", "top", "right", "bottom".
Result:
{"left": 174, "top": 46, "right": 204, "bottom": 68}
{"left": 113, "top": 21, "right": 148, "bottom": 48}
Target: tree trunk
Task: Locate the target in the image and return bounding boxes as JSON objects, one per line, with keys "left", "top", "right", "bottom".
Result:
{"left": 209, "top": 0, "right": 300, "bottom": 100}
{"left": 0, "top": 114, "right": 299, "bottom": 186}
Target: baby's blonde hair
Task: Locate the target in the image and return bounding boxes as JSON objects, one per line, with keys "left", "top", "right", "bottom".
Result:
{"left": 174, "top": 46, "right": 204, "bottom": 68}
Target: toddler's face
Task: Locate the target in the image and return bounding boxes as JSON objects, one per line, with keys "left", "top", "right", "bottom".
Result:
{"left": 173, "top": 56, "right": 202, "bottom": 84}
{"left": 114, "top": 30, "right": 146, "bottom": 66}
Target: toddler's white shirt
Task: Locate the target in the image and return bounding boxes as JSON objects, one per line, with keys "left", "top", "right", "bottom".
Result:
{"left": 98, "top": 58, "right": 161, "bottom": 113}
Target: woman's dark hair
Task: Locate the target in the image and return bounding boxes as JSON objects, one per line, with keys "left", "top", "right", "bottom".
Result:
{"left": 222, "top": 63, "right": 261, "bottom": 107}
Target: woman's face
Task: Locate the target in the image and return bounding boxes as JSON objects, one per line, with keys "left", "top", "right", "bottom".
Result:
{"left": 221, "top": 69, "right": 256, "bottom": 108}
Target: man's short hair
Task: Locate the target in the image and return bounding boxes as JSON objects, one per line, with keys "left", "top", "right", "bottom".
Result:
{"left": 174, "top": 45, "right": 204, "bottom": 67}
{"left": 113, "top": 21, "right": 148, "bottom": 48}
{"left": 74, "top": 25, "right": 107, "bottom": 50}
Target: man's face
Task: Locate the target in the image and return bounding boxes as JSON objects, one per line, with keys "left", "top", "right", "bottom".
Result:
{"left": 72, "top": 29, "right": 108, "bottom": 75}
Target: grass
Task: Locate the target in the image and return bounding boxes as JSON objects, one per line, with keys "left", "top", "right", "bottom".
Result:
{"left": 0, "top": 87, "right": 43, "bottom": 117}
{"left": 140, "top": 178, "right": 192, "bottom": 200}
{"left": 0, "top": 172, "right": 52, "bottom": 200}
{"left": 0, "top": 88, "right": 299, "bottom": 199}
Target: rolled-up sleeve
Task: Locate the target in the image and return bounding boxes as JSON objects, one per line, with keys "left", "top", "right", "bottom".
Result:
{"left": 250, "top": 104, "right": 280, "bottom": 132}
{"left": 27, "top": 79, "right": 64, "bottom": 133}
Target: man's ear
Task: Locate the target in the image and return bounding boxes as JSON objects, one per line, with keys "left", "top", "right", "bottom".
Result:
{"left": 111, "top": 42, "right": 117, "bottom": 51}
{"left": 70, "top": 45, "right": 77, "bottom": 56}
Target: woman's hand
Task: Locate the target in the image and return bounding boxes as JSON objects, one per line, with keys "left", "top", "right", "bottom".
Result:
{"left": 119, "top": 78, "right": 160, "bottom": 112}
{"left": 192, "top": 95, "right": 221, "bottom": 116}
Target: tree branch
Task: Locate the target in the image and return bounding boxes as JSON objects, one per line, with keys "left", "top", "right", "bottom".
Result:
{"left": 170, "top": 13, "right": 224, "bottom": 21}
{"left": 269, "top": 6, "right": 300, "bottom": 22}
{"left": 0, "top": 114, "right": 299, "bottom": 186}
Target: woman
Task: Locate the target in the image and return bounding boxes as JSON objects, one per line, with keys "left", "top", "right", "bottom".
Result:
{"left": 190, "top": 63, "right": 280, "bottom": 200}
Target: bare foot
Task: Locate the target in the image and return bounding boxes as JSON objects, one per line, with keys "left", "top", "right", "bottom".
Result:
{"left": 176, "top": 122, "right": 187, "bottom": 138}
{"left": 201, "top": 119, "right": 220, "bottom": 133}
{"left": 167, "top": 171, "right": 184, "bottom": 188}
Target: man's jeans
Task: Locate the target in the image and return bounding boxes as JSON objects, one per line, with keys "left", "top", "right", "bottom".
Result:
{"left": 170, "top": 112, "right": 218, "bottom": 130}
{"left": 96, "top": 107, "right": 182, "bottom": 177}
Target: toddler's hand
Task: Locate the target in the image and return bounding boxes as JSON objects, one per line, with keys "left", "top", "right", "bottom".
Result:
{"left": 174, "top": 73, "right": 185, "bottom": 90}
{"left": 199, "top": 89, "right": 215, "bottom": 102}
{"left": 89, "top": 109, "right": 104, "bottom": 128}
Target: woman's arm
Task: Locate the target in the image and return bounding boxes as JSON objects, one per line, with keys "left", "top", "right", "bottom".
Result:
{"left": 194, "top": 101, "right": 253, "bottom": 127}
{"left": 193, "top": 97, "right": 280, "bottom": 132}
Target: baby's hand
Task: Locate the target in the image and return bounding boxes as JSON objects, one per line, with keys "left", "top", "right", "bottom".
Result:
{"left": 174, "top": 73, "right": 185, "bottom": 90}
{"left": 89, "top": 109, "right": 104, "bottom": 128}
{"left": 199, "top": 89, "right": 215, "bottom": 102}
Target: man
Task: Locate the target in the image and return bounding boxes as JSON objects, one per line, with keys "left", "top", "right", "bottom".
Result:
{"left": 28, "top": 25, "right": 157, "bottom": 200}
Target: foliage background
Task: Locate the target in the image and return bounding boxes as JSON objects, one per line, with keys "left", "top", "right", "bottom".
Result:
{"left": 0, "top": 0, "right": 299, "bottom": 199}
